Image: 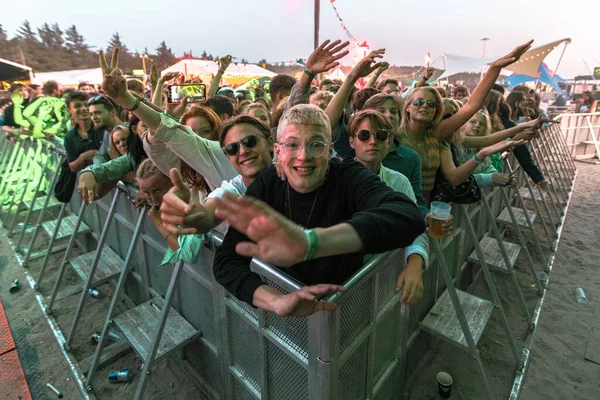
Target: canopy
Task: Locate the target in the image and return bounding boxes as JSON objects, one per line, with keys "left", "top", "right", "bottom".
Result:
{"left": 504, "top": 63, "right": 568, "bottom": 97}
{"left": 503, "top": 39, "right": 569, "bottom": 78}
{"left": 31, "top": 68, "right": 103, "bottom": 86}
{"left": 162, "top": 59, "right": 276, "bottom": 86}
{"left": 0, "top": 57, "right": 32, "bottom": 81}
{"left": 326, "top": 67, "right": 347, "bottom": 80}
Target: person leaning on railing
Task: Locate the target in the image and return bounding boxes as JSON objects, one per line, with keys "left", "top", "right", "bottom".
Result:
{"left": 211, "top": 105, "right": 426, "bottom": 318}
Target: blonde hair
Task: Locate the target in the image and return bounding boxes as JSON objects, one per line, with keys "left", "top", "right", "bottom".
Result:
{"left": 401, "top": 87, "right": 444, "bottom": 131}
{"left": 109, "top": 125, "right": 129, "bottom": 160}
{"left": 441, "top": 98, "right": 465, "bottom": 146}
{"left": 136, "top": 158, "right": 168, "bottom": 181}
{"left": 309, "top": 90, "right": 334, "bottom": 105}
{"left": 277, "top": 104, "right": 332, "bottom": 139}
{"left": 243, "top": 102, "right": 271, "bottom": 125}
{"left": 474, "top": 109, "right": 492, "bottom": 137}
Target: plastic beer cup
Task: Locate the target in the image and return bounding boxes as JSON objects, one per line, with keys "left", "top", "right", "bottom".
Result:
{"left": 429, "top": 201, "right": 451, "bottom": 239}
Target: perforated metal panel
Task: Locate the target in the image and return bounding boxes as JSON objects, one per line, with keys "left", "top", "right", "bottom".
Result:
{"left": 376, "top": 253, "right": 402, "bottom": 315}
{"left": 338, "top": 339, "right": 369, "bottom": 400}
{"left": 179, "top": 272, "right": 217, "bottom": 344}
{"left": 338, "top": 277, "right": 373, "bottom": 352}
{"left": 373, "top": 306, "right": 400, "bottom": 385}
{"left": 227, "top": 308, "right": 262, "bottom": 395}
{"left": 184, "top": 339, "right": 223, "bottom": 394}
{"left": 266, "top": 340, "right": 308, "bottom": 399}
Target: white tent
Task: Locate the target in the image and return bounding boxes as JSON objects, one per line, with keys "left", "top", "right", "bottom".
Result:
{"left": 437, "top": 54, "right": 495, "bottom": 80}
{"left": 162, "top": 59, "right": 275, "bottom": 85}
{"left": 503, "top": 39, "right": 569, "bottom": 78}
{"left": 31, "top": 68, "right": 103, "bottom": 86}
{"left": 326, "top": 67, "right": 347, "bottom": 80}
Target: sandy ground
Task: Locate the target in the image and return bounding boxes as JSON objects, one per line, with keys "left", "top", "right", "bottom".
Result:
{"left": 1, "top": 162, "right": 598, "bottom": 400}
{"left": 0, "top": 208, "right": 204, "bottom": 399}
{"left": 408, "top": 162, "right": 600, "bottom": 399}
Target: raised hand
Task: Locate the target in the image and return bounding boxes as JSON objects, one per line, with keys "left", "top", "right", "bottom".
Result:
{"left": 149, "top": 63, "right": 159, "bottom": 86}
{"left": 160, "top": 169, "right": 207, "bottom": 235}
{"left": 270, "top": 284, "right": 347, "bottom": 317}
{"left": 98, "top": 48, "right": 128, "bottom": 101}
{"left": 349, "top": 49, "right": 385, "bottom": 80}
{"left": 165, "top": 96, "right": 189, "bottom": 119}
{"left": 483, "top": 139, "right": 525, "bottom": 157}
{"left": 377, "top": 61, "right": 390, "bottom": 73}
{"left": 423, "top": 66, "right": 436, "bottom": 80}
{"left": 306, "top": 39, "right": 351, "bottom": 74}
{"left": 218, "top": 55, "right": 232, "bottom": 72}
{"left": 213, "top": 193, "right": 308, "bottom": 266}
{"left": 490, "top": 40, "right": 534, "bottom": 69}
{"left": 160, "top": 71, "right": 180, "bottom": 83}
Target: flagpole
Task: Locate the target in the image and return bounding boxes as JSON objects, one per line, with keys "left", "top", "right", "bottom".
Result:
{"left": 550, "top": 39, "right": 571, "bottom": 91}
{"left": 314, "top": 0, "right": 320, "bottom": 49}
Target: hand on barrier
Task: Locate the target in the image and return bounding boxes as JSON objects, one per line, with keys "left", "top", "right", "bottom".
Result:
{"left": 490, "top": 39, "right": 533, "bottom": 69}
{"left": 160, "top": 169, "right": 207, "bottom": 235}
{"left": 492, "top": 173, "right": 511, "bottom": 186}
{"left": 482, "top": 139, "right": 525, "bottom": 158}
{"left": 306, "top": 39, "right": 351, "bottom": 75}
{"left": 271, "top": 284, "right": 347, "bottom": 317}
{"left": 213, "top": 193, "right": 308, "bottom": 267}
{"left": 396, "top": 256, "right": 424, "bottom": 305}
{"left": 78, "top": 171, "right": 98, "bottom": 204}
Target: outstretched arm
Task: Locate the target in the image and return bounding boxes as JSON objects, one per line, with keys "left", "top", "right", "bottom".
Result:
{"left": 435, "top": 40, "right": 534, "bottom": 142}
{"left": 325, "top": 49, "right": 385, "bottom": 134}
{"left": 366, "top": 62, "right": 389, "bottom": 88}
{"left": 208, "top": 55, "right": 232, "bottom": 98}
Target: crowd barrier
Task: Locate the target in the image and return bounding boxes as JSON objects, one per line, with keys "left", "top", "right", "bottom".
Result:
{"left": 556, "top": 112, "right": 600, "bottom": 161}
{"left": 0, "top": 119, "right": 576, "bottom": 400}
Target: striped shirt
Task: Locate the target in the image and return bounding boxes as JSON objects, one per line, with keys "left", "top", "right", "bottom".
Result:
{"left": 398, "top": 128, "right": 441, "bottom": 194}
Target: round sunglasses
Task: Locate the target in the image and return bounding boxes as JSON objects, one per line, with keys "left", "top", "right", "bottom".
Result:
{"left": 356, "top": 129, "right": 390, "bottom": 142}
{"left": 222, "top": 133, "right": 265, "bottom": 156}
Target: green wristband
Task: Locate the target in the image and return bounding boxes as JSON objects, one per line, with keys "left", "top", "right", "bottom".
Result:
{"left": 303, "top": 229, "right": 318, "bottom": 261}
{"left": 473, "top": 154, "right": 482, "bottom": 164}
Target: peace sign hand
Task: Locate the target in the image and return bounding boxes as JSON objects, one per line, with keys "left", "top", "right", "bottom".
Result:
{"left": 490, "top": 40, "right": 534, "bottom": 69}
{"left": 306, "top": 39, "right": 351, "bottom": 74}
{"left": 98, "top": 48, "right": 128, "bottom": 101}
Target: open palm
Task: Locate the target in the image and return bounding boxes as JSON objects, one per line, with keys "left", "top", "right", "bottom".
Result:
{"left": 306, "top": 39, "right": 350, "bottom": 74}
{"left": 213, "top": 194, "right": 307, "bottom": 266}
{"left": 491, "top": 40, "right": 534, "bottom": 69}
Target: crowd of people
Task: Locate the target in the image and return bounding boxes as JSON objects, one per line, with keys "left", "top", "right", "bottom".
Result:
{"left": 1, "top": 38, "right": 563, "bottom": 317}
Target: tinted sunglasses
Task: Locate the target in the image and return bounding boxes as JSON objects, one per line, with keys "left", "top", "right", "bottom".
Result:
{"left": 411, "top": 99, "right": 437, "bottom": 108}
{"left": 222, "top": 134, "right": 264, "bottom": 156}
{"left": 356, "top": 129, "right": 390, "bottom": 142}
{"left": 88, "top": 95, "right": 117, "bottom": 110}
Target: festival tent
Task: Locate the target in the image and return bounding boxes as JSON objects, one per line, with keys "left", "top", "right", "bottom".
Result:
{"left": 503, "top": 39, "right": 570, "bottom": 78}
{"left": 326, "top": 67, "right": 347, "bottom": 80}
{"left": 436, "top": 54, "right": 495, "bottom": 80}
{"left": 31, "top": 68, "right": 103, "bottom": 86}
{"left": 503, "top": 63, "right": 569, "bottom": 97}
{"left": 162, "top": 59, "right": 276, "bottom": 86}
{"left": 0, "top": 57, "right": 33, "bottom": 81}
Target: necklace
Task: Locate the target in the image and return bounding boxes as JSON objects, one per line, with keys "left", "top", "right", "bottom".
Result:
{"left": 287, "top": 184, "right": 321, "bottom": 228}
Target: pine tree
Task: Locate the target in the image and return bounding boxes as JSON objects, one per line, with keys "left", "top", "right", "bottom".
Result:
{"left": 107, "top": 32, "right": 128, "bottom": 53}
{"left": 65, "top": 25, "right": 88, "bottom": 53}
{"left": 15, "top": 20, "right": 37, "bottom": 42}
{"left": 0, "top": 24, "right": 7, "bottom": 41}
{"left": 155, "top": 41, "right": 177, "bottom": 68}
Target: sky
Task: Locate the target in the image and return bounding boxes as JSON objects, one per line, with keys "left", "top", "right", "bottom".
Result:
{"left": 2, "top": 0, "right": 598, "bottom": 79}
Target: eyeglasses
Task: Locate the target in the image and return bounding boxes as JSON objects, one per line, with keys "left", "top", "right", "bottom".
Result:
{"left": 356, "top": 129, "right": 390, "bottom": 142}
{"left": 88, "top": 95, "right": 116, "bottom": 110}
{"left": 222, "top": 134, "right": 265, "bottom": 156}
{"left": 277, "top": 140, "right": 330, "bottom": 158}
{"left": 411, "top": 99, "right": 437, "bottom": 108}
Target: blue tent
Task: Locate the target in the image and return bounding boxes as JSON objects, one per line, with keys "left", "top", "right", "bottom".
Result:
{"left": 503, "top": 63, "right": 568, "bottom": 97}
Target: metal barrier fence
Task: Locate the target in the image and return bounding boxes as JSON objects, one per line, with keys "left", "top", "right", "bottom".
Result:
{"left": 556, "top": 112, "right": 600, "bottom": 161}
{"left": 0, "top": 121, "right": 576, "bottom": 400}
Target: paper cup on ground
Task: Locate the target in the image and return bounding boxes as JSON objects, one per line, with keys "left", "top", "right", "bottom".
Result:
{"left": 437, "top": 371, "right": 453, "bottom": 399}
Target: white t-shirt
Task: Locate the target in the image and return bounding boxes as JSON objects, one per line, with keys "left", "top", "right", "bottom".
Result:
{"left": 207, "top": 175, "right": 247, "bottom": 234}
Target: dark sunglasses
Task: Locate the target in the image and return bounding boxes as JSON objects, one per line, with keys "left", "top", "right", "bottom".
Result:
{"left": 356, "top": 129, "right": 390, "bottom": 142}
{"left": 411, "top": 99, "right": 437, "bottom": 108}
{"left": 88, "top": 95, "right": 116, "bottom": 110}
{"left": 222, "top": 134, "right": 264, "bottom": 156}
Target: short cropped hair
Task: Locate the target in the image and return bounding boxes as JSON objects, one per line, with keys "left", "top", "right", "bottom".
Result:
{"left": 269, "top": 74, "right": 296, "bottom": 100}
{"left": 43, "top": 80, "right": 60, "bottom": 96}
{"left": 376, "top": 79, "right": 399, "bottom": 92}
{"left": 65, "top": 92, "right": 89, "bottom": 108}
{"left": 204, "top": 95, "right": 234, "bottom": 119}
{"left": 277, "top": 104, "right": 331, "bottom": 139}
{"left": 352, "top": 88, "right": 379, "bottom": 112}
{"left": 219, "top": 115, "right": 272, "bottom": 149}
{"left": 136, "top": 158, "right": 168, "bottom": 181}
{"left": 319, "top": 79, "right": 334, "bottom": 90}
{"left": 363, "top": 93, "right": 404, "bottom": 114}
{"left": 309, "top": 90, "right": 334, "bottom": 104}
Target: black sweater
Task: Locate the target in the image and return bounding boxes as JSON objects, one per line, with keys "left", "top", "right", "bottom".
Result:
{"left": 213, "top": 159, "right": 426, "bottom": 305}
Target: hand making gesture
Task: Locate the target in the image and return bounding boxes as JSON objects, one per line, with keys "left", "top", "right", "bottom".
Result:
{"left": 348, "top": 49, "right": 385, "bottom": 80}
{"left": 306, "top": 39, "right": 351, "bottom": 74}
